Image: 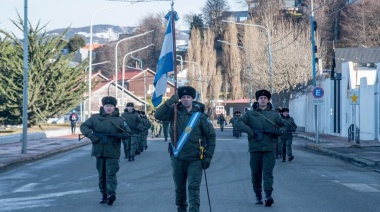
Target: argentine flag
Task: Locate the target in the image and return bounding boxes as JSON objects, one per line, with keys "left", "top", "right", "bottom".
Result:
{"left": 152, "top": 11, "right": 179, "bottom": 107}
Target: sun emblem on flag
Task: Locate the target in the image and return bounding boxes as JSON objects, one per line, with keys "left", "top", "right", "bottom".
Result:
{"left": 185, "top": 126, "right": 191, "bottom": 133}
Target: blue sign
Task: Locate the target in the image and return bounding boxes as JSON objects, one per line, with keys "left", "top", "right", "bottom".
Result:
{"left": 312, "top": 87, "right": 324, "bottom": 98}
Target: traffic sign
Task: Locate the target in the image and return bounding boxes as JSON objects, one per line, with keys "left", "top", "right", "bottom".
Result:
{"left": 313, "top": 99, "right": 323, "bottom": 105}
{"left": 312, "top": 87, "right": 324, "bottom": 98}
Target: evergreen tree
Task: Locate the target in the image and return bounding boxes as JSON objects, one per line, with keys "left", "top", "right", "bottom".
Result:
{"left": 67, "top": 34, "right": 86, "bottom": 53}
{"left": 0, "top": 16, "right": 87, "bottom": 126}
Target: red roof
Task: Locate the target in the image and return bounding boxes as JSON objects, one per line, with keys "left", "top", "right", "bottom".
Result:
{"left": 82, "top": 44, "right": 104, "bottom": 51}
{"left": 225, "top": 98, "right": 251, "bottom": 104}
{"left": 116, "top": 68, "right": 142, "bottom": 81}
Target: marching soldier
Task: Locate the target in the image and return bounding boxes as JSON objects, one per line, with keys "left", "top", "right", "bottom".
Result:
{"left": 154, "top": 86, "right": 216, "bottom": 212}
{"left": 139, "top": 111, "right": 151, "bottom": 151}
{"left": 279, "top": 108, "right": 297, "bottom": 162}
{"left": 235, "top": 89, "right": 285, "bottom": 207}
{"left": 80, "top": 96, "right": 131, "bottom": 205}
{"left": 121, "top": 102, "right": 142, "bottom": 161}
{"left": 162, "top": 120, "right": 170, "bottom": 141}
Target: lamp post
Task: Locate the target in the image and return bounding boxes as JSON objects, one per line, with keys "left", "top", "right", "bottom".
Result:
{"left": 88, "top": 2, "right": 139, "bottom": 118}
{"left": 114, "top": 30, "right": 154, "bottom": 99}
{"left": 21, "top": 0, "right": 29, "bottom": 154}
{"left": 121, "top": 44, "right": 154, "bottom": 107}
{"left": 130, "top": 55, "right": 147, "bottom": 114}
{"left": 217, "top": 39, "right": 253, "bottom": 107}
{"left": 177, "top": 60, "right": 203, "bottom": 102}
{"left": 85, "top": 61, "right": 110, "bottom": 120}
{"left": 223, "top": 20, "right": 273, "bottom": 94}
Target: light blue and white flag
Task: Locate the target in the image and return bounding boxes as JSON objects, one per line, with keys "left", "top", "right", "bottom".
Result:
{"left": 152, "top": 11, "right": 179, "bottom": 107}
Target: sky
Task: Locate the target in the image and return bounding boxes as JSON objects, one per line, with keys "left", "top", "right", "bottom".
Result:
{"left": 1, "top": 0, "right": 244, "bottom": 36}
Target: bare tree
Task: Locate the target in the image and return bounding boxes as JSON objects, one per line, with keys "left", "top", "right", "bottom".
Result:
{"left": 202, "top": 0, "right": 230, "bottom": 37}
{"left": 187, "top": 28, "right": 202, "bottom": 91}
{"left": 223, "top": 21, "right": 243, "bottom": 100}
{"left": 201, "top": 29, "right": 217, "bottom": 107}
{"left": 340, "top": 0, "right": 380, "bottom": 47}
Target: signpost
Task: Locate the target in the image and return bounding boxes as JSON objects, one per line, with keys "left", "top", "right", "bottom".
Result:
{"left": 312, "top": 87, "right": 324, "bottom": 143}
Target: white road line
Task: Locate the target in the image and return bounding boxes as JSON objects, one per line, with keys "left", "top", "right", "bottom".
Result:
{"left": 13, "top": 183, "right": 40, "bottom": 192}
{"left": 341, "top": 183, "right": 380, "bottom": 192}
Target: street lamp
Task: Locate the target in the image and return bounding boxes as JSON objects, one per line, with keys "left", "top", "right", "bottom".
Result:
{"left": 121, "top": 44, "right": 154, "bottom": 107}
{"left": 114, "top": 30, "right": 154, "bottom": 99}
{"left": 88, "top": 2, "right": 138, "bottom": 118}
{"left": 223, "top": 20, "right": 273, "bottom": 94}
{"left": 217, "top": 39, "right": 253, "bottom": 107}
{"left": 130, "top": 55, "right": 147, "bottom": 114}
{"left": 177, "top": 60, "right": 203, "bottom": 103}
{"left": 85, "top": 61, "right": 110, "bottom": 120}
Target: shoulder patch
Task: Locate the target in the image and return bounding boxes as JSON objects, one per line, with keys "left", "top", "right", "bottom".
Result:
{"left": 207, "top": 118, "right": 211, "bottom": 123}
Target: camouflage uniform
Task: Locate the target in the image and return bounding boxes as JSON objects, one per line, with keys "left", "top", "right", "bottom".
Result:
{"left": 80, "top": 97, "right": 131, "bottom": 205}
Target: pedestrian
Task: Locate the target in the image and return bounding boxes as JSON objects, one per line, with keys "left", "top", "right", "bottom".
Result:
{"left": 217, "top": 113, "right": 226, "bottom": 131}
{"left": 230, "top": 111, "right": 242, "bottom": 138}
{"left": 80, "top": 96, "right": 131, "bottom": 205}
{"left": 162, "top": 121, "right": 170, "bottom": 141}
{"left": 235, "top": 89, "right": 285, "bottom": 207}
{"left": 279, "top": 108, "right": 297, "bottom": 162}
{"left": 274, "top": 108, "right": 282, "bottom": 159}
{"left": 154, "top": 86, "right": 216, "bottom": 212}
{"left": 121, "top": 102, "right": 142, "bottom": 161}
{"left": 69, "top": 110, "right": 78, "bottom": 134}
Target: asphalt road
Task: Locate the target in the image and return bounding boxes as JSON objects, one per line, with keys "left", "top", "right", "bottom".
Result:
{"left": 1, "top": 129, "right": 380, "bottom": 212}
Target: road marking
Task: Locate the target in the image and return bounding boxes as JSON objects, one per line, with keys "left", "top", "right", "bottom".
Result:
{"left": 342, "top": 183, "right": 380, "bottom": 192}
{"left": 14, "top": 183, "right": 39, "bottom": 192}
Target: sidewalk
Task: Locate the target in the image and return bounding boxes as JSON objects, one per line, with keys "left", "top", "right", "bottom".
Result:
{"left": 0, "top": 133, "right": 90, "bottom": 171}
{"left": 296, "top": 132, "right": 380, "bottom": 171}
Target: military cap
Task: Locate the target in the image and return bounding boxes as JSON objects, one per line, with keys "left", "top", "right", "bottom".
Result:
{"left": 255, "top": 89, "right": 271, "bottom": 100}
{"left": 126, "top": 102, "right": 134, "bottom": 107}
{"left": 282, "top": 108, "right": 289, "bottom": 113}
{"left": 178, "top": 86, "right": 196, "bottom": 99}
{"left": 101, "top": 96, "right": 117, "bottom": 106}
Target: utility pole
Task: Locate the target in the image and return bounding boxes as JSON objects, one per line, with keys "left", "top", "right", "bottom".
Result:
{"left": 311, "top": 0, "right": 319, "bottom": 143}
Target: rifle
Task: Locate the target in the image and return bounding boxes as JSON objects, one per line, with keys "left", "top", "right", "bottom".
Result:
{"left": 92, "top": 132, "right": 119, "bottom": 144}
{"left": 251, "top": 128, "right": 295, "bottom": 141}
{"left": 78, "top": 134, "right": 85, "bottom": 141}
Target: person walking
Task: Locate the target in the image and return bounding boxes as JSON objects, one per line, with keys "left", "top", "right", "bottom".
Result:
{"left": 121, "top": 102, "right": 142, "bottom": 161}
{"left": 154, "top": 86, "right": 216, "bottom": 212}
{"left": 217, "top": 113, "right": 226, "bottom": 132}
{"left": 80, "top": 96, "right": 131, "bottom": 205}
{"left": 230, "top": 111, "right": 242, "bottom": 138}
{"left": 235, "top": 89, "right": 285, "bottom": 207}
{"left": 69, "top": 110, "right": 78, "bottom": 134}
{"left": 279, "top": 108, "right": 297, "bottom": 162}
{"left": 162, "top": 121, "right": 170, "bottom": 141}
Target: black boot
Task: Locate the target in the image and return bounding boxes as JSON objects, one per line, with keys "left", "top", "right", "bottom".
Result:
{"left": 99, "top": 194, "right": 107, "bottom": 204}
{"left": 128, "top": 157, "right": 132, "bottom": 161}
{"left": 264, "top": 191, "right": 274, "bottom": 207}
{"left": 255, "top": 193, "right": 263, "bottom": 205}
{"left": 107, "top": 193, "right": 116, "bottom": 205}
{"left": 289, "top": 155, "right": 294, "bottom": 161}
{"left": 131, "top": 156, "right": 135, "bottom": 161}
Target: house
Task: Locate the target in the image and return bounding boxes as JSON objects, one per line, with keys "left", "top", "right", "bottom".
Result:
{"left": 224, "top": 99, "right": 251, "bottom": 117}
{"left": 289, "top": 47, "right": 380, "bottom": 142}
{"left": 114, "top": 68, "right": 176, "bottom": 102}
{"left": 78, "top": 71, "right": 149, "bottom": 120}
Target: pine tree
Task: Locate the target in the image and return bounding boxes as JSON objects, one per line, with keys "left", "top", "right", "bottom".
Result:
{"left": 0, "top": 16, "right": 87, "bottom": 126}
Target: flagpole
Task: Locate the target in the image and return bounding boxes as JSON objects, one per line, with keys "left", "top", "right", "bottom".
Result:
{"left": 171, "top": 0, "right": 179, "bottom": 148}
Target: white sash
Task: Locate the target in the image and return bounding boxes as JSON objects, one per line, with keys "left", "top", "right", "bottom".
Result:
{"left": 172, "top": 112, "right": 201, "bottom": 157}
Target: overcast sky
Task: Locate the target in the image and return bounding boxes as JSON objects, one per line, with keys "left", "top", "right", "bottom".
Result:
{"left": 1, "top": 0, "right": 244, "bottom": 36}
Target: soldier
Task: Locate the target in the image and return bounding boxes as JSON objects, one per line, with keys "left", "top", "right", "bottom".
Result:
{"left": 274, "top": 108, "right": 282, "bottom": 159}
{"left": 121, "top": 102, "right": 142, "bottom": 161}
{"left": 154, "top": 86, "right": 216, "bottom": 212}
{"left": 162, "top": 120, "right": 170, "bottom": 141}
{"left": 217, "top": 113, "right": 226, "bottom": 131}
{"left": 279, "top": 108, "right": 297, "bottom": 162}
{"left": 139, "top": 111, "right": 151, "bottom": 152}
{"left": 235, "top": 89, "right": 285, "bottom": 207}
{"left": 230, "top": 111, "right": 242, "bottom": 138}
{"left": 80, "top": 96, "right": 131, "bottom": 205}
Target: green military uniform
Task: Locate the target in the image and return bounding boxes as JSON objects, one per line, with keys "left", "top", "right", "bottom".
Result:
{"left": 150, "top": 118, "right": 160, "bottom": 138}
{"left": 155, "top": 86, "right": 216, "bottom": 212}
{"left": 80, "top": 96, "right": 131, "bottom": 205}
{"left": 121, "top": 103, "right": 142, "bottom": 161}
{"left": 217, "top": 114, "right": 226, "bottom": 131}
{"left": 235, "top": 89, "right": 285, "bottom": 207}
{"left": 279, "top": 108, "right": 297, "bottom": 162}
{"left": 140, "top": 111, "right": 151, "bottom": 152}
{"left": 162, "top": 121, "right": 170, "bottom": 141}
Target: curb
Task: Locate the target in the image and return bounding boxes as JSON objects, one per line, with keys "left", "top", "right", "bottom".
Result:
{"left": 0, "top": 140, "right": 91, "bottom": 171}
{"left": 296, "top": 134, "right": 376, "bottom": 167}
